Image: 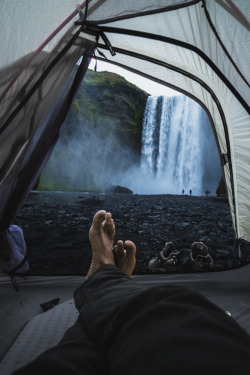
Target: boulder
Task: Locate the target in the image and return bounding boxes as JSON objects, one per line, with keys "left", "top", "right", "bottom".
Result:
{"left": 108, "top": 185, "right": 133, "bottom": 194}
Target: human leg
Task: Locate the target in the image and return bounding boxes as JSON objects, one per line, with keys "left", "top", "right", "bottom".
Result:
{"left": 75, "top": 211, "right": 250, "bottom": 375}
{"left": 12, "top": 210, "right": 140, "bottom": 375}
{"left": 76, "top": 265, "right": 250, "bottom": 375}
{"left": 13, "top": 209, "right": 250, "bottom": 375}
{"left": 74, "top": 210, "right": 146, "bottom": 331}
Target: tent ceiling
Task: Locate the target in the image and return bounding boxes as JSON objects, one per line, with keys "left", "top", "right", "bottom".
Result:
{"left": 0, "top": 0, "right": 84, "bottom": 70}
{"left": 86, "top": 0, "right": 250, "bottom": 241}
{"left": 0, "top": 0, "right": 249, "bottom": 244}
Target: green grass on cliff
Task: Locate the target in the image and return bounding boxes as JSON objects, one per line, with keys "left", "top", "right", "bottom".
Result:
{"left": 84, "top": 70, "right": 149, "bottom": 95}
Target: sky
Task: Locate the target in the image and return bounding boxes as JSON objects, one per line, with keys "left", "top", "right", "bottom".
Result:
{"left": 88, "top": 59, "right": 181, "bottom": 97}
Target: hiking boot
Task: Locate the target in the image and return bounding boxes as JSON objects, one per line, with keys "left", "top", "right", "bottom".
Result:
{"left": 187, "top": 242, "right": 214, "bottom": 271}
{"left": 162, "top": 242, "right": 175, "bottom": 257}
{"left": 148, "top": 242, "right": 182, "bottom": 272}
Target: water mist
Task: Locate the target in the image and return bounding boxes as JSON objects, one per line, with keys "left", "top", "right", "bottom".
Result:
{"left": 115, "top": 95, "right": 221, "bottom": 195}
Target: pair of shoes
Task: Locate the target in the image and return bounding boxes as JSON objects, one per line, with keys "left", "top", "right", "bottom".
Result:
{"left": 148, "top": 241, "right": 214, "bottom": 273}
{"left": 148, "top": 242, "right": 182, "bottom": 272}
{"left": 186, "top": 242, "right": 214, "bottom": 271}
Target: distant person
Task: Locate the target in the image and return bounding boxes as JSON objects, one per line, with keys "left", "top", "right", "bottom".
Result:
{"left": 189, "top": 189, "right": 192, "bottom": 196}
{"left": 13, "top": 210, "right": 250, "bottom": 375}
{"left": 208, "top": 190, "right": 211, "bottom": 196}
{"left": 182, "top": 189, "right": 185, "bottom": 194}
{"left": 205, "top": 190, "right": 208, "bottom": 196}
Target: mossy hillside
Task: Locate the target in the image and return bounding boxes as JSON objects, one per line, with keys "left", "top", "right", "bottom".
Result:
{"left": 70, "top": 70, "right": 149, "bottom": 152}
{"left": 40, "top": 70, "right": 149, "bottom": 191}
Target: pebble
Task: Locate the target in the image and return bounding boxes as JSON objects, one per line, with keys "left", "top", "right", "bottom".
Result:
{"left": 13, "top": 192, "right": 250, "bottom": 275}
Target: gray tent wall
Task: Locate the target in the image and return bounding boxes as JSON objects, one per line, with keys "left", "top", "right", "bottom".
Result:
{"left": 0, "top": 31, "right": 95, "bottom": 227}
{"left": 0, "top": 1, "right": 249, "bottom": 265}
{"left": 0, "top": 21, "right": 96, "bottom": 261}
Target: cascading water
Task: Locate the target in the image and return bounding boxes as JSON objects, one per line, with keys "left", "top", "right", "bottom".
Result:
{"left": 116, "top": 94, "right": 221, "bottom": 195}
{"left": 139, "top": 95, "right": 217, "bottom": 195}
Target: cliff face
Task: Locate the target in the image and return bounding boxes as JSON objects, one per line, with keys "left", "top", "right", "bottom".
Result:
{"left": 40, "top": 70, "right": 149, "bottom": 191}
{"left": 72, "top": 70, "right": 149, "bottom": 152}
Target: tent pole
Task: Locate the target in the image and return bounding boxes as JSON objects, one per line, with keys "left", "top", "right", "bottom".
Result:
{"left": 225, "top": 0, "right": 250, "bottom": 29}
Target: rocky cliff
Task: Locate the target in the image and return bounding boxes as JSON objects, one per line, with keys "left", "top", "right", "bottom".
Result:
{"left": 40, "top": 70, "right": 149, "bottom": 191}
{"left": 71, "top": 70, "right": 149, "bottom": 152}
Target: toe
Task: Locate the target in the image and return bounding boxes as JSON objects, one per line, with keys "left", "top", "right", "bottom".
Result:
{"left": 105, "top": 212, "right": 112, "bottom": 223}
{"left": 113, "top": 241, "right": 125, "bottom": 265}
{"left": 103, "top": 213, "right": 115, "bottom": 236}
{"left": 124, "top": 240, "right": 136, "bottom": 259}
{"left": 103, "top": 212, "right": 112, "bottom": 229}
{"left": 92, "top": 210, "right": 106, "bottom": 230}
{"left": 116, "top": 240, "right": 125, "bottom": 257}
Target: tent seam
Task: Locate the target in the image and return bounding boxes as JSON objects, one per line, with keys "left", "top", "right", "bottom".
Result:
{"left": 0, "top": 28, "right": 83, "bottom": 137}
{"left": 202, "top": 0, "right": 249, "bottom": 88}
{"left": 86, "top": 0, "right": 202, "bottom": 25}
{"left": 93, "top": 25, "right": 250, "bottom": 115}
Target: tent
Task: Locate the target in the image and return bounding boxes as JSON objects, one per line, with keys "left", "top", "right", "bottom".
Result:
{"left": 0, "top": 0, "right": 249, "bottom": 247}
{"left": 0, "top": 1, "right": 249, "bottom": 373}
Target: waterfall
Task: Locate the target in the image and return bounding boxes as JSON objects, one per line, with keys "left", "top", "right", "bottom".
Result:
{"left": 115, "top": 94, "right": 221, "bottom": 196}
{"left": 140, "top": 95, "right": 206, "bottom": 195}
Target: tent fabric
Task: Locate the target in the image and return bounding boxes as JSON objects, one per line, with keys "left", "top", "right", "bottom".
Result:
{"left": 86, "top": 0, "right": 250, "bottom": 241}
{"left": 1, "top": 264, "right": 250, "bottom": 374}
{"left": 0, "top": 0, "right": 249, "bottom": 254}
{"left": 0, "top": 0, "right": 88, "bottom": 70}
{"left": 0, "top": 27, "right": 96, "bottom": 232}
{"left": 88, "top": 0, "right": 250, "bottom": 243}
{"left": 0, "top": 299, "right": 79, "bottom": 375}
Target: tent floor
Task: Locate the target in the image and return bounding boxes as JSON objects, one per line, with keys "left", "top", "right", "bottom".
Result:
{"left": 1, "top": 264, "right": 250, "bottom": 374}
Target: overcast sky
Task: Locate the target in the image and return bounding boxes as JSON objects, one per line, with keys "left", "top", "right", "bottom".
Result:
{"left": 88, "top": 59, "right": 181, "bottom": 97}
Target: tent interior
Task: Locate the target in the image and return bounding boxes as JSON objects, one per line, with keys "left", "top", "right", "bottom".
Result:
{"left": 0, "top": 1, "right": 249, "bottom": 373}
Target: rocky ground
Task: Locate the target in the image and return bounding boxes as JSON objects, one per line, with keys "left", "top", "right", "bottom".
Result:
{"left": 13, "top": 191, "right": 250, "bottom": 276}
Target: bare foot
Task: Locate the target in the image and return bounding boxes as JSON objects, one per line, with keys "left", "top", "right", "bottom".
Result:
{"left": 113, "top": 240, "right": 136, "bottom": 276}
{"left": 87, "top": 210, "right": 115, "bottom": 278}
